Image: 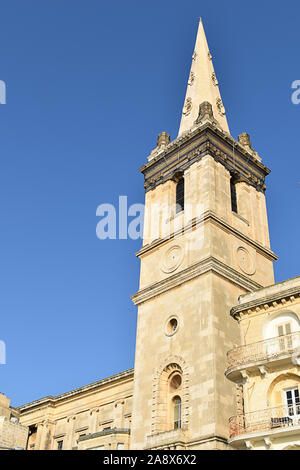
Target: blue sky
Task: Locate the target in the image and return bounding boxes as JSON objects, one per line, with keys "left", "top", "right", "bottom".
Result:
{"left": 0, "top": 0, "right": 299, "bottom": 406}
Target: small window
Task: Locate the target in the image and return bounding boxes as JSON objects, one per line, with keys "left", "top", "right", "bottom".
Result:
{"left": 170, "top": 374, "right": 182, "bottom": 392}
{"left": 176, "top": 178, "right": 184, "bottom": 214}
{"left": 57, "top": 440, "right": 63, "bottom": 450}
{"left": 230, "top": 177, "right": 238, "bottom": 213}
{"left": 166, "top": 317, "right": 178, "bottom": 336}
{"left": 173, "top": 396, "right": 182, "bottom": 430}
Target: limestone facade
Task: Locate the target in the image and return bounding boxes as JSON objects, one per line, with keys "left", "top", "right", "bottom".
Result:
{"left": 17, "top": 370, "right": 133, "bottom": 450}
{"left": 0, "top": 393, "right": 28, "bottom": 450}
{"left": 226, "top": 277, "right": 300, "bottom": 450}
{"left": 1, "top": 19, "right": 299, "bottom": 451}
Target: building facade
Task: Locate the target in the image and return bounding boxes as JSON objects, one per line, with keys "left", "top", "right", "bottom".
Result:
{"left": 1, "top": 20, "right": 299, "bottom": 450}
{"left": 227, "top": 277, "right": 300, "bottom": 450}
{"left": 0, "top": 393, "right": 28, "bottom": 450}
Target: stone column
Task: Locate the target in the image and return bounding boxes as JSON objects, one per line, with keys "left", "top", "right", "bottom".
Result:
{"left": 34, "top": 422, "right": 44, "bottom": 450}
{"left": 41, "top": 420, "right": 54, "bottom": 450}
{"left": 35, "top": 420, "right": 53, "bottom": 450}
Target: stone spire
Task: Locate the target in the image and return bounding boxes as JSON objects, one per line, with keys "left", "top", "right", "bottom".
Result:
{"left": 178, "top": 19, "right": 230, "bottom": 136}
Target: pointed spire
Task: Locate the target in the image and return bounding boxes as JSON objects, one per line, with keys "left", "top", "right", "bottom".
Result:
{"left": 178, "top": 19, "right": 229, "bottom": 136}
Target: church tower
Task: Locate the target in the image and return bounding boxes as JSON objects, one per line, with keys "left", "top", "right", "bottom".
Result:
{"left": 130, "top": 20, "right": 277, "bottom": 450}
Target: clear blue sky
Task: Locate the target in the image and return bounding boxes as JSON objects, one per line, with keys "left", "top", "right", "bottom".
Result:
{"left": 0, "top": 0, "right": 299, "bottom": 406}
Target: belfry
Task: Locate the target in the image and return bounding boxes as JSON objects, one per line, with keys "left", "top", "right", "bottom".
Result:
{"left": 1, "top": 20, "right": 300, "bottom": 452}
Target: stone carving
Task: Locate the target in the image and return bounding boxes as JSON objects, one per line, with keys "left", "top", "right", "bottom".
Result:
{"left": 161, "top": 245, "right": 184, "bottom": 273}
{"left": 182, "top": 97, "right": 192, "bottom": 116}
{"left": 188, "top": 71, "right": 195, "bottom": 86}
{"left": 238, "top": 133, "right": 252, "bottom": 149}
{"left": 208, "top": 52, "right": 212, "bottom": 61}
{"left": 195, "top": 101, "right": 220, "bottom": 127}
{"left": 192, "top": 51, "right": 197, "bottom": 61}
{"left": 156, "top": 132, "right": 170, "bottom": 149}
{"left": 238, "top": 133, "right": 261, "bottom": 162}
{"left": 237, "top": 246, "right": 256, "bottom": 276}
{"left": 211, "top": 72, "right": 218, "bottom": 86}
{"left": 216, "top": 97, "right": 226, "bottom": 116}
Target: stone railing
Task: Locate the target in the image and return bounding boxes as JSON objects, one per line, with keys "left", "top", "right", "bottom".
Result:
{"left": 227, "top": 332, "right": 300, "bottom": 370}
{"left": 146, "top": 427, "right": 188, "bottom": 450}
{"left": 229, "top": 405, "right": 300, "bottom": 438}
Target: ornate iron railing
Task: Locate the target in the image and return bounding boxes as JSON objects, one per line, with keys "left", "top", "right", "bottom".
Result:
{"left": 229, "top": 405, "right": 300, "bottom": 438}
{"left": 227, "top": 332, "right": 300, "bottom": 370}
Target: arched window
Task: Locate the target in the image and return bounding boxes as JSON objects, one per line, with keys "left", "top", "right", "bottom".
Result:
{"left": 154, "top": 363, "right": 186, "bottom": 434}
{"left": 176, "top": 178, "right": 184, "bottom": 213}
{"left": 264, "top": 311, "right": 300, "bottom": 340}
{"left": 230, "top": 177, "right": 238, "bottom": 213}
{"left": 267, "top": 373, "right": 300, "bottom": 412}
{"left": 173, "top": 396, "right": 182, "bottom": 429}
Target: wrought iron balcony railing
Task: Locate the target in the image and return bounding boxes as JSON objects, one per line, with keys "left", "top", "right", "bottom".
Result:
{"left": 227, "top": 332, "right": 300, "bottom": 370}
{"left": 229, "top": 405, "right": 300, "bottom": 438}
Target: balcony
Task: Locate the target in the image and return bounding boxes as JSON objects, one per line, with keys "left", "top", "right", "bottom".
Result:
{"left": 77, "top": 428, "right": 130, "bottom": 450}
{"left": 226, "top": 332, "right": 300, "bottom": 382}
{"left": 229, "top": 405, "right": 300, "bottom": 445}
{"left": 145, "top": 428, "right": 188, "bottom": 450}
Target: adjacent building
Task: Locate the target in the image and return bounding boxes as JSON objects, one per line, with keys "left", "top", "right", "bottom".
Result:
{"left": 227, "top": 277, "right": 300, "bottom": 450}
{"left": 0, "top": 393, "right": 28, "bottom": 450}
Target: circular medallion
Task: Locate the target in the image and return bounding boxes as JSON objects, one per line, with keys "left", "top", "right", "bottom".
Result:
{"left": 237, "top": 246, "right": 256, "bottom": 276}
{"left": 161, "top": 245, "right": 184, "bottom": 274}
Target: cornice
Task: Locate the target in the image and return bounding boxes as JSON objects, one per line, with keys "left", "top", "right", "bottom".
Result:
{"left": 131, "top": 256, "right": 262, "bottom": 306}
{"left": 187, "top": 434, "right": 229, "bottom": 447}
{"left": 231, "top": 286, "right": 300, "bottom": 320}
{"left": 141, "top": 122, "right": 269, "bottom": 174}
{"left": 136, "top": 210, "right": 278, "bottom": 263}
{"left": 78, "top": 428, "right": 130, "bottom": 442}
{"left": 141, "top": 123, "right": 270, "bottom": 194}
{"left": 17, "top": 368, "right": 134, "bottom": 413}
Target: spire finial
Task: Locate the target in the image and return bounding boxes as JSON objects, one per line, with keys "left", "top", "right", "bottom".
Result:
{"left": 178, "top": 19, "right": 230, "bottom": 136}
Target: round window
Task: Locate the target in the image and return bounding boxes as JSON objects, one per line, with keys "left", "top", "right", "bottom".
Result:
{"left": 170, "top": 374, "right": 182, "bottom": 391}
{"left": 165, "top": 317, "right": 179, "bottom": 336}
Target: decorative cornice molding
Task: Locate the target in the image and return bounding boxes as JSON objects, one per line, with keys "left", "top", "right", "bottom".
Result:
{"left": 17, "top": 369, "right": 134, "bottom": 413}
{"left": 136, "top": 210, "right": 278, "bottom": 263}
{"left": 131, "top": 256, "right": 262, "bottom": 306}
{"left": 231, "top": 286, "right": 300, "bottom": 320}
{"left": 142, "top": 123, "right": 270, "bottom": 194}
{"left": 78, "top": 428, "right": 130, "bottom": 442}
{"left": 53, "top": 433, "right": 66, "bottom": 439}
{"left": 143, "top": 122, "right": 268, "bottom": 174}
{"left": 187, "top": 434, "right": 229, "bottom": 447}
